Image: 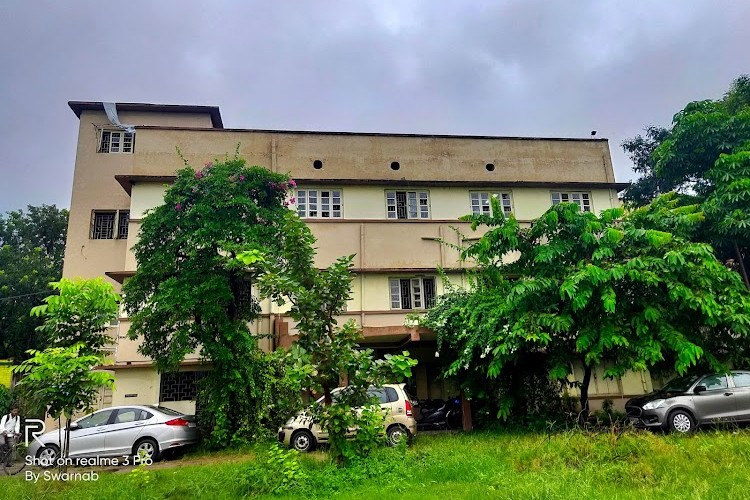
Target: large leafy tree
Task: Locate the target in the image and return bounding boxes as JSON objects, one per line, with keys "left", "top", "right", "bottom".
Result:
{"left": 123, "top": 158, "right": 294, "bottom": 446}
{"left": 423, "top": 198, "right": 750, "bottom": 419}
{"left": 243, "top": 212, "right": 416, "bottom": 464}
{"left": 622, "top": 76, "right": 750, "bottom": 285}
{"left": 621, "top": 126, "right": 671, "bottom": 206}
{"left": 0, "top": 205, "right": 68, "bottom": 360}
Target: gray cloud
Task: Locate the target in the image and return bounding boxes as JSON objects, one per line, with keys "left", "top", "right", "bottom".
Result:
{"left": 1, "top": 0, "right": 748, "bottom": 212}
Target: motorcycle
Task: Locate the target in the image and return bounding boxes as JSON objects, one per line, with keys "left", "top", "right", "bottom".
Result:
{"left": 415, "top": 396, "right": 462, "bottom": 430}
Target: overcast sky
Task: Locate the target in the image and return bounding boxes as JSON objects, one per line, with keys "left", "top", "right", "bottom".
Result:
{"left": 0, "top": 1, "right": 748, "bottom": 213}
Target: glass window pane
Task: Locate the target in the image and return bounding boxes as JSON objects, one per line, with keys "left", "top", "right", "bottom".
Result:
{"left": 701, "top": 375, "right": 728, "bottom": 391}
{"left": 733, "top": 373, "right": 750, "bottom": 388}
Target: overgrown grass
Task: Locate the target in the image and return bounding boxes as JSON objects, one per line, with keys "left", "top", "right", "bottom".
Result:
{"left": 4, "top": 428, "right": 750, "bottom": 499}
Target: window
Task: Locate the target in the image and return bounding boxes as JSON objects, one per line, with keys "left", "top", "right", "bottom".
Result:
{"left": 700, "top": 374, "right": 728, "bottom": 391}
{"left": 733, "top": 372, "right": 750, "bottom": 388}
{"left": 117, "top": 211, "right": 130, "bottom": 239}
{"left": 470, "top": 192, "right": 512, "bottom": 215}
{"left": 385, "top": 387, "right": 399, "bottom": 403}
{"left": 159, "top": 371, "right": 207, "bottom": 402}
{"left": 99, "top": 130, "right": 135, "bottom": 153}
{"left": 551, "top": 192, "right": 591, "bottom": 212}
{"left": 389, "top": 277, "right": 436, "bottom": 310}
{"left": 77, "top": 409, "right": 114, "bottom": 429}
{"left": 386, "top": 191, "right": 430, "bottom": 219}
{"left": 114, "top": 408, "right": 140, "bottom": 424}
{"left": 367, "top": 388, "right": 390, "bottom": 404}
{"left": 91, "top": 210, "right": 129, "bottom": 239}
{"left": 297, "top": 189, "right": 342, "bottom": 218}
{"left": 139, "top": 411, "right": 154, "bottom": 421}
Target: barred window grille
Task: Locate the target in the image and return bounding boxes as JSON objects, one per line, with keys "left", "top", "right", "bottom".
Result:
{"left": 92, "top": 212, "right": 116, "bottom": 239}
{"left": 159, "top": 371, "right": 207, "bottom": 402}
{"left": 386, "top": 191, "right": 430, "bottom": 219}
{"left": 117, "top": 211, "right": 130, "bottom": 239}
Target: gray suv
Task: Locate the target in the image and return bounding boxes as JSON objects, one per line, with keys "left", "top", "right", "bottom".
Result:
{"left": 626, "top": 371, "right": 750, "bottom": 433}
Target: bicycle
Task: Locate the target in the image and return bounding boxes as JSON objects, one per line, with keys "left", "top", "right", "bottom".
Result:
{"left": 1, "top": 434, "right": 28, "bottom": 475}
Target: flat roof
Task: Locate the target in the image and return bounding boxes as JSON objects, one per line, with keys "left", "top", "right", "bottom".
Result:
{"left": 134, "top": 124, "right": 608, "bottom": 142}
{"left": 68, "top": 101, "right": 224, "bottom": 128}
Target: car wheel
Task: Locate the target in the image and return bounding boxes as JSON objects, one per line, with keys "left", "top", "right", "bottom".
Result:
{"left": 669, "top": 410, "right": 696, "bottom": 433}
{"left": 291, "top": 430, "right": 315, "bottom": 452}
{"left": 133, "top": 438, "right": 160, "bottom": 462}
{"left": 386, "top": 425, "right": 409, "bottom": 447}
{"left": 36, "top": 445, "right": 59, "bottom": 468}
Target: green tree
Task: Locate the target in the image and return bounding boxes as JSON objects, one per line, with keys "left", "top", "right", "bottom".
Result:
{"left": 422, "top": 198, "right": 750, "bottom": 420}
{"left": 0, "top": 205, "right": 68, "bottom": 360}
{"left": 622, "top": 76, "right": 750, "bottom": 285}
{"left": 13, "top": 344, "right": 114, "bottom": 470}
{"left": 243, "top": 212, "right": 417, "bottom": 464}
{"left": 621, "top": 126, "right": 671, "bottom": 206}
{"left": 30, "top": 278, "right": 120, "bottom": 354}
{"left": 123, "top": 157, "right": 294, "bottom": 447}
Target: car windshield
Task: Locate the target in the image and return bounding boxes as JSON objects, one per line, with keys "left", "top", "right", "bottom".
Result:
{"left": 146, "top": 405, "right": 183, "bottom": 416}
{"left": 660, "top": 374, "right": 701, "bottom": 392}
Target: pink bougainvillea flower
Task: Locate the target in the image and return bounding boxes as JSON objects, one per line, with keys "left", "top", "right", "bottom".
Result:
{"left": 288, "top": 179, "right": 297, "bottom": 187}
{"left": 195, "top": 171, "right": 204, "bottom": 179}
{"left": 175, "top": 203, "right": 182, "bottom": 210}
{"left": 239, "top": 175, "right": 245, "bottom": 181}
{"left": 289, "top": 197, "right": 296, "bottom": 204}
{"left": 204, "top": 161, "right": 213, "bottom": 168}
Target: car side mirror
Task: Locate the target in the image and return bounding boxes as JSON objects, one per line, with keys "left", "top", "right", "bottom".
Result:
{"left": 69, "top": 422, "right": 80, "bottom": 430}
{"left": 694, "top": 385, "right": 707, "bottom": 394}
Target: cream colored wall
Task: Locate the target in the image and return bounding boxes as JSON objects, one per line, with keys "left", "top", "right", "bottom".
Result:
{"left": 110, "top": 368, "right": 160, "bottom": 407}
{"left": 128, "top": 128, "right": 614, "bottom": 186}
{"left": 567, "top": 363, "right": 655, "bottom": 411}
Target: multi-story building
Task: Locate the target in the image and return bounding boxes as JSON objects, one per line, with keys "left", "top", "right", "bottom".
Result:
{"left": 64, "top": 101, "right": 652, "bottom": 415}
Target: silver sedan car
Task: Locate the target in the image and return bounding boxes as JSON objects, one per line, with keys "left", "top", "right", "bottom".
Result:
{"left": 27, "top": 405, "right": 200, "bottom": 464}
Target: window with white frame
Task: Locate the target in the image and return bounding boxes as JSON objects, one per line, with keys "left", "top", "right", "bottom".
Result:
{"left": 91, "top": 210, "right": 130, "bottom": 239}
{"left": 386, "top": 191, "right": 430, "bottom": 219}
{"left": 470, "top": 192, "right": 512, "bottom": 215}
{"left": 99, "top": 130, "right": 135, "bottom": 153}
{"left": 296, "top": 189, "right": 342, "bottom": 218}
{"left": 389, "top": 277, "right": 436, "bottom": 310}
{"left": 551, "top": 191, "right": 592, "bottom": 212}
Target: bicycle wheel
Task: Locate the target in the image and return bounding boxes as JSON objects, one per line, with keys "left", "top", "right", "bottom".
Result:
{"left": 4, "top": 445, "right": 28, "bottom": 475}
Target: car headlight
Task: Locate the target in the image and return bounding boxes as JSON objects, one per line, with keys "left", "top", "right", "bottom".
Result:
{"left": 642, "top": 399, "right": 666, "bottom": 410}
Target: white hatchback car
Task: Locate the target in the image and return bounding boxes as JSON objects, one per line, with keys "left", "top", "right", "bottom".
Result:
{"left": 278, "top": 384, "right": 417, "bottom": 452}
{"left": 27, "top": 405, "right": 200, "bottom": 464}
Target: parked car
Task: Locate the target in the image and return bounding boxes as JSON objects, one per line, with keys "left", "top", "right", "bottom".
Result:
{"left": 28, "top": 405, "right": 200, "bottom": 464}
{"left": 626, "top": 371, "right": 750, "bottom": 433}
{"left": 278, "top": 384, "right": 417, "bottom": 452}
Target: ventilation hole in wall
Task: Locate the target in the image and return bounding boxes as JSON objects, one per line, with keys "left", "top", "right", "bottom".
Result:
{"left": 391, "top": 161, "right": 400, "bottom": 171}
{"left": 313, "top": 160, "right": 323, "bottom": 169}
{"left": 485, "top": 163, "right": 496, "bottom": 172}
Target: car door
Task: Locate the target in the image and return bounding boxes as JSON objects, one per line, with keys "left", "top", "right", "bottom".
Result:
{"left": 730, "top": 372, "right": 750, "bottom": 421}
{"left": 68, "top": 409, "right": 116, "bottom": 458}
{"left": 692, "top": 374, "right": 737, "bottom": 422}
{"left": 104, "top": 408, "right": 151, "bottom": 456}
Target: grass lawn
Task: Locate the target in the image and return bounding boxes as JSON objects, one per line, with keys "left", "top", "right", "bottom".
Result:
{"left": 3, "top": 428, "right": 750, "bottom": 499}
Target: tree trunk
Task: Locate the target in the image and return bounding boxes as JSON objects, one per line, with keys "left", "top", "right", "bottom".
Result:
{"left": 579, "top": 363, "right": 593, "bottom": 425}
{"left": 323, "top": 383, "right": 332, "bottom": 406}
{"left": 734, "top": 242, "right": 750, "bottom": 290}
{"left": 64, "top": 418, "right": 71, "bottom": 473}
